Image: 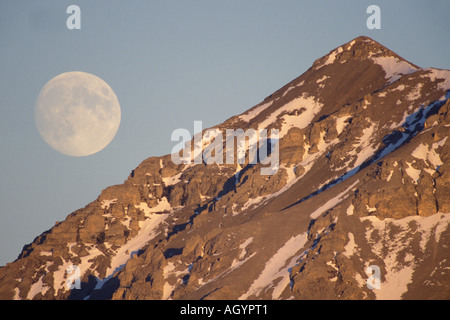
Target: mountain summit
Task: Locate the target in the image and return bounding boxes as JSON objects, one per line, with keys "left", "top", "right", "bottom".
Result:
{"left": 1, "top": 36, "right": 449, "bottom": 300}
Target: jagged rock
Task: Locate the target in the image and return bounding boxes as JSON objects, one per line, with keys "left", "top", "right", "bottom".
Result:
{"left": 416, "top": 172, "right": 437, "bottom": 217}
{"left": 1, "top": 36, "right": 450, "bottom": 301}
{"left": 435, "top": 164, "right": 450, "bottom": 212}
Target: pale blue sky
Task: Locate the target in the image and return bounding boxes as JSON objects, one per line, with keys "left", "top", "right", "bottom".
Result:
{"left": 0, "top": 0, "right": 449, "bottom": 266}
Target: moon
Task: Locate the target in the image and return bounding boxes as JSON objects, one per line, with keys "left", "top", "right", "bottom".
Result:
{"left": 35, "top": 71, "right": 121, "bottom": 157}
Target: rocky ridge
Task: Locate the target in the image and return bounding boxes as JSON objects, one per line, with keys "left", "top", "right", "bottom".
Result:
{"left": 0, "top": 36, "right": 449, "bottom": 300}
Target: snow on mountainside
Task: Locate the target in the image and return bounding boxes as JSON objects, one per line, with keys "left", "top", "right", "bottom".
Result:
{"left": 1, "top": 36, "right": 449, "bottom": 300}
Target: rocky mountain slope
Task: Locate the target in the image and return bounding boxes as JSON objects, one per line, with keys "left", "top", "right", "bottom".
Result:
{"left": 1, "top": 36, "right": 449, "bottom": 300}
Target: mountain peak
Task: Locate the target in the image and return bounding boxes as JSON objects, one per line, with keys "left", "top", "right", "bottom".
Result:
{"left": 349, "top": 35, "right": 381, "bottom": 46}
{"left": 311, "top": 36, "right": 420, "bottom": 84}
{"left": 345, "top": 36, "right": 410, "bottom": 60}
{"left": 314, "top": 35, "right": 416, "bottom": 65}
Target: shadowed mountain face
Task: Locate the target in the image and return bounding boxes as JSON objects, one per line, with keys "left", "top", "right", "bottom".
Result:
{"left": 1, "top": 36, "right": 449, "bottom": 300}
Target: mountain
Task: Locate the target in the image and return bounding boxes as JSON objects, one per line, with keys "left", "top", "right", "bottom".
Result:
{"left": 1, "top": 36, "right": 449, "bottom": 300}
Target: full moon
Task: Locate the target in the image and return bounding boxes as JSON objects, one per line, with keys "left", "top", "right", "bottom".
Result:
{"left": 35, "top": 71, "right": 121, "bottom": 157}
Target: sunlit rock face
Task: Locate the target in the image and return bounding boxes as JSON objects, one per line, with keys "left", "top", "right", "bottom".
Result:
{"left": 1, "top": 37, "right": 450, "bottom": 300}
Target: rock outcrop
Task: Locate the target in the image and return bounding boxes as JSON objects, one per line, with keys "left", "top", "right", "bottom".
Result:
{"left": 1, "top": 36, "right": 449, "bottom": 300}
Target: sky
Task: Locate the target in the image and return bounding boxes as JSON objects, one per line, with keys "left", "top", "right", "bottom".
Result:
{"left": 0, "top": 0, "right": 449, "bottom": 266}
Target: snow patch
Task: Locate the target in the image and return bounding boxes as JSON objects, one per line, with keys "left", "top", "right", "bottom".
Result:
{"left": 424, "top": 68, "right": 450, "bottom": 91}
{"left": 282, "top": 86, "right": 295, "bottom": 98}
{"left": 310, "top": 180, "right": 359, "bottom": 219}
{"left": 27, "top": 275, "right": 49, "bottom": 300}
{"left": 316, "top": 75, "right": 329, "bottom": 84}
{"left": 239, "top": 233, "right": 308, "bottom": 300}
{"left": 386, "top": 169, "right": 394, "bottom": 182}
{"left": 411, "top": 137, "right": 447, "bottom": 169}
{"left": 101, "top": 198, "right": 117, "bottom": 209}
{"left": 370, "top": 56, "right": 419, "bottom": 84}
{"left": 335, "top": 115, "right": 351, "bottom": 135}
{"left": 240, "top": 196, "right": 265, "bottom": 213}
{"left": 162, "top": 172, "right": 183, "bottom": 186}
{"left": 238, "top": 130, "right": 338, "bottom": 213}
{"left": 320, "top": 47, "right": 341, "bottom": 68}
{"left": 162, "top": 262, "right": 190, "bottom": 299}
{"left": 95, "top": 212, "right": 170, "bottom": 291}
{"left": 257, "top": 93, "right": 323, "bottom": 138}
{"left": 406, "top": 83, "right": 423, "bottom": 101}
{"left": 237, "top": 237, "right": 254, "bottom": 260}
{"left": 361, "top": 212, "right": 450, "bottom": 299}
{"left": 346, "top": 204, "right": 355, "bottom": 216}
{"left": 349, "top": 123, "right": 378, "bottom": 169}
{"left": 405, "top": 162, "right": 421, "bottom": 184}
{"left": 343, "top": 232, "right": 357, "bottom": 258}
{"left": 51, "top": 245, "right": 104, "bottom": 296}
{"left": 239, "top": 101, "right": 273, "bottom": 122}
{"left": 135, "top": 197, "right": 172, "bottom": 216}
